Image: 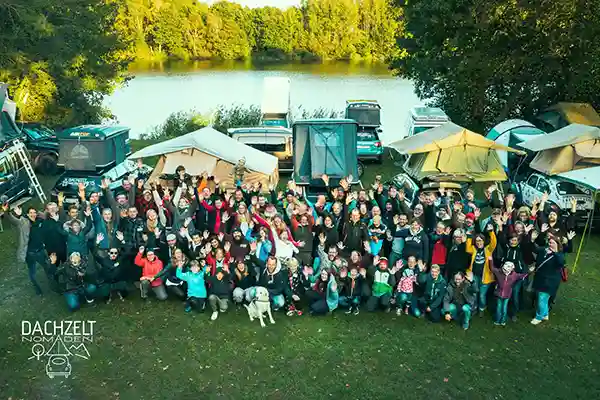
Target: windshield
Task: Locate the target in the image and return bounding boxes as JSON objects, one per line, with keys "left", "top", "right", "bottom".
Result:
{"left": 347, "top": 108, "right": 380, "bottom": 126}
{"left": 557, "top": 181, "right": 588, "bottom": 195}
{"left": 357, "top": 130, "right": 378, "bottom": 141}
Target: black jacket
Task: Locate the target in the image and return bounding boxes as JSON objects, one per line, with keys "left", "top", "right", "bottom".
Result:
{"left": 207, "top": 272, "right": 231, "bottom": 298}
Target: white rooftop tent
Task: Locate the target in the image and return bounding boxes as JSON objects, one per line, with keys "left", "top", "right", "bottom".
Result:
{"left": 129, "top": 127, "right": 279, "bottom": 188}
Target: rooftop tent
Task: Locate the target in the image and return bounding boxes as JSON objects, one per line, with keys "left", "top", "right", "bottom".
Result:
{"left": 345, "top": 101, "right": 381, "bottom": 127}
{"left": 534, "top": 102, "right": 600, "bottom": 132}
{"left": 0, "top": 84, "right": 21, "bottom": 144}
{"left": 518, "top": 123, "right": 600, "bottom": 175}
{"left": 261, "top": 77, "right": 291, "bottom": 115}
{"left": 129, "top": 126, "right": 279, "bottom": 188}
{"left": 388, "top": 122, "right": 525, "bottom": 182}
{"left": 293, "top": 119, "right": 358, "bottom": 184}
{"left": 486, "top": 119, "right": 546, "bottom": 169}
{"left": 57, "top": 125, "right": 131, "bottom": 171}
{"left": 557, "top": 166, "right": 600, "bottom": 191}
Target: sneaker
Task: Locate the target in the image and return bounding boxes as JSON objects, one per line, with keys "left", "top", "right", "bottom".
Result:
{"left": 501, "top": 322, "right": 506, "bottom": 326}
{"left": 396, "top": 308, "right": 402, "bottom": 316}
{"left": 117, "top": 292, "right": 125, "bottom": 302}
{"left": 543, "top": 316, "right": 549, "bottom": 321}
{"left": 286, "top": 309, "right": 295, "bottom": 316}
{"left": 493, "top": 321, "right": 502, "bottom": 326}
{"left": 462, "top": 323, "right": 469, "bottom": 330}
{"left": 353, "top": 307, "right": 360, "bottom": 316}
{"left": 530, "top": 318, "right": 542, "bottom": 325}
{"left": 211, "top": 311, "right": 219, "bottom": 321}
{"left": 478, "top": 309, "right": 485, "bottom": 317}
{"left": 345, "top": 307, "right": 353, "bottom": 315}
{"left": 296, "top": 309, "right": 303, "bottom": 316}
{"left": 85, "top": 297, "right": 95, "bottom": 304}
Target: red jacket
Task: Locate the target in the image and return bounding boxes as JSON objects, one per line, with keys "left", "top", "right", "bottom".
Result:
{"left": 205, "top": 251, "right": 231, "bottom": 276}
{"left": 492, "top": 267, "right": 528, "bottom": 299}
{"left": 134, "top": 252, "right": 164, "bottom": 287}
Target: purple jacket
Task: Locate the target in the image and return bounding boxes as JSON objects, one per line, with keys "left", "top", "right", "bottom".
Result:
{"left": 492, "top": 268, "right": 528, "bottom": 299}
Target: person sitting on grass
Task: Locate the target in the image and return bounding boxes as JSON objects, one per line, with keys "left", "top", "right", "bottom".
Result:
{"left": 491, "top": 261, "right": 533, "bottom": 326}
{"left": 153, "top": 248, "right": 188, "bottom": 301}
{"left": 285, "top": 258, "right": 305, "bottom": 316}
{"left": 232, "top": 259, "right": 257, "bottom": 306}
{"left": 207, "top": 268, "right": 231, "bottom": 321}
{"left": 95, "top": 246, "right": 128, "bottom": 304}
{"left": 443, "top": 271, "right": 476, "bottom": 330}
{"left": 135, "top": 246, "right": 167, "bottom": 301}
{"left": 255, "top": 254, "right": 289, "bottom": 312}
{"left": 176, "top": 259, "right": 208, "bottom": 313}
{"left": 413, "top": 264, "right": 447, "bottom": 322}
{"left": 52, "top": 252, "right": 96, "bottom": 312}
{"left": 306, "top": 269, "right": 339, "bottom": 315}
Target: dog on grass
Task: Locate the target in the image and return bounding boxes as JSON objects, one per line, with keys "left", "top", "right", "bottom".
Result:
{"left": 244, "top": 286, "right": 275, "bottom": 328}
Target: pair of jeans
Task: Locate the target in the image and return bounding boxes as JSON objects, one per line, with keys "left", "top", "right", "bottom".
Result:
{"left": 140, "top": 281, "right": 168, "bottom": 300}
{"left": 208, "top": 295, "right": 229, "bottom": 312}
{"left": 474, "top": 275, "right": 491, "bottom": 312}
{"left": 269, "top": 293, "right": 285, "bottom": 310}
{"left": 26, "top": 250, "right": 57, "bottom": 295}
{"left": 396, "top": 292, "right": 412, "bottom": 310}
{"left": 535, "top": 291, "right": 551, "bottom": 320}
{"left": 446, "top": 303, "right": 472, "bottom": 328}
{"left": 495, "top": 298, "right": 509, "bottom": 324}
{"left": 186, "top": 296, "right": 206, "bottom": 312}
{"left": 64, "top": 284, "right": 97, "bottom": 311}
{"left": 339, "top": 295, "right": 360, "bottom": 308}
{"left": 510, "top": 279, "right": 525, "bottom": 316}
{"left": 367, "top": 294, "right": 391, "bottom": 312}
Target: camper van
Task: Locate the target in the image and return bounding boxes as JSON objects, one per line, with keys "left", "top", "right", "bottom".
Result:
{"left": 345, "top": 100, "right": 384, "bottom": 163}
{"left": 260, "top": 77, "right": 292, "bottom": 128}
{"left": 229, "top": 126, "right": 293, "bottom": 173}
{"left": 50, "top": 125, "right": 150, "bottom": 204}
{"left": 405, "top": 107, "right": 450, "bottom": 137}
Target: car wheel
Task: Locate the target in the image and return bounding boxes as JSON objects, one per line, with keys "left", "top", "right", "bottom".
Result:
{"left": 357, "top": 161, "right": 365, "bottom": 178}
{"left": 38, "top": 154, "right": 58, "bottom": 175}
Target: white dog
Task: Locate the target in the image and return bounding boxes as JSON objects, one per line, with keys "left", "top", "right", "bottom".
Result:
{"left": 244, "top": 287, "right": 275, "bottom": 328}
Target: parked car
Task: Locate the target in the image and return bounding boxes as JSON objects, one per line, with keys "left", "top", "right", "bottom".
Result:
{"left": 345, "top": 100, "right": 384, "bottom": 165}
{"left": 516, "top": 171, "right": 594, "bottom": 226}
{"left": 385, "top": 172, "right": 464, "bottom": 208}
{"left": 357, "top": 128, "right": 384, "bottom": 163}
{"left": 405, "top": 106, "right": 450, "bottom": 138}
{"left": 229, "top": 127, "right": 293, "bottom": 173}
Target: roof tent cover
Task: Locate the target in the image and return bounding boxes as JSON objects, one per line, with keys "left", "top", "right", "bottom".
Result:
{"left": 519, "top": 124, "right": 600, "bottom": 175}
{"left": 546, "top": 103, "right": 600, "bottom": 127}
{"left": 389, "top": 122, "right": 524, "bottom": 182}
{"left": 261, "top": 77, "right": 291, "bottom": 115}
{"left": 58, "top": 125, "right": 130, "bottom": 171}
{"left": 557, "top": 166, "right": 600, "bottom": 190}
{"left": 293, "top": 119, "right": 358, "bottom": 183}
{"left": 486, "top": 119, "right": 545, "bottom": 168}
{"left": 129, "top": 126, "right": 279, "bottom": 188}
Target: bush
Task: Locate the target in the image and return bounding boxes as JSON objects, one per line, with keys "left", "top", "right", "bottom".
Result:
{"left": 297, "top": 106, "right": 342, "bottom": 119}
{"left": 212, "top": 104, "right": 261, "bottom": 134}
{"left": 142, "top": 110, "right": 208, "bottom": 140}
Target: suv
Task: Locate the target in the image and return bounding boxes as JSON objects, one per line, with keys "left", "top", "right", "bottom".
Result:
{"left": 19, "top": 123, "right": 60, "bottom": 175}
{"left": 229, "top": 127, "right": 293, "bottom": 173}
{"left": 385, "top": 172, "right": 464, "bottom": 208}
{"left": 357, "top": 128, "right": 384, "bottom": 163}
{"left": 345, "top": 100, "right": 384, "bottom": 164}
{"left": 517, "top": 172, "right": 594, "bottom": 226}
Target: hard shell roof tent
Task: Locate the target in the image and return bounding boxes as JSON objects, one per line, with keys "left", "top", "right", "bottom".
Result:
{"left": 260, "top": 77, "right": 291, "bottom": 128}
{"left": 57, "top": 125, "right": 131, "bottom": 172}
{"left": 292, "top": 119, "right": 359, "bottom": 187}
{"left": 345, "top": 100, "right": 381, "bottom": 127}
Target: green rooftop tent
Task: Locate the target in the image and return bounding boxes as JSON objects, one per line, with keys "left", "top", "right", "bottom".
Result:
{"left": 486, "top": 119, "right": 546, "bottom": 170}
{"left": 292, "top": 119, "right": 359, "bottom": 185}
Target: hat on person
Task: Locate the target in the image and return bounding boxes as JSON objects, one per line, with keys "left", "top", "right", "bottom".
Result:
{"left": 286, "top": 190, "right": 295, "bottom": 197}
{"left": 167, "top": 234, "right": 177, "bottom": 242}
{"left": 378, "top": 257, "right": 389, "bottom": 268}
{"left": 232, "top": 227, "right": 242, "bottom": 234}
{"left": 465, "top": 212, "right": 476, "bottom": 221}
{"left": 143, "top": 188, "right": 152, "bottom": 195}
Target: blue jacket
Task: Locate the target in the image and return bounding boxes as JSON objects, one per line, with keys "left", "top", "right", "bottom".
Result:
{"left": 176, "top": 268, "right": 208, "bottom": 298}
{"left": 327, "top": 275, "right": 339, "bottom": 312}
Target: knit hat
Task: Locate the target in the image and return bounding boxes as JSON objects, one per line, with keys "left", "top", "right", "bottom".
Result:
{"left": 166, "top": 234, "right": 177, "bottom": 241}
{"left": 465, "top": 212, "right": 476, "bottom": 221}
{"left": 378, "top": 257, "right": 389, "bottom": 268}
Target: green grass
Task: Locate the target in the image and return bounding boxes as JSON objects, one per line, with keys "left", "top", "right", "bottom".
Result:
{"left": 1, "top": 151, "right": 599, "bottom": 399}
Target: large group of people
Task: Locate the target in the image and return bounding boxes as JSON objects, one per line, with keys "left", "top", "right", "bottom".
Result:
{"left": 1, "top": 166, "right": 576, "bottom": 329}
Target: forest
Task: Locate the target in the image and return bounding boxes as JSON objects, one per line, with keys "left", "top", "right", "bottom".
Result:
{"left": 122, "top": 0, "right": 403, "bottom": 63}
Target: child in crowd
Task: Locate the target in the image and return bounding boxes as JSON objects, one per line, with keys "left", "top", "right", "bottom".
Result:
{"left": 492, "top": 261, "right": 532, "bottom": 326}
{"left": 176, "top": 259, "right": 208, "bottom": 313}
{"left": 207, "top": 269, "right": 231, "bottom": 320}
{"left": 395, "top": 258, "right": 418, "bottom": 316}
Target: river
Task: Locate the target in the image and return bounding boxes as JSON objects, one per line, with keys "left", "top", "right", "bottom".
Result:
{"left": 104, "top": 60, "right": 421, "bottom": 144}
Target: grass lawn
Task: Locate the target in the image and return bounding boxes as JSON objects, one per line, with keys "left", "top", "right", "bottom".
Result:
{"left": 0, "top": 149, "right": 599, "bottom": 399}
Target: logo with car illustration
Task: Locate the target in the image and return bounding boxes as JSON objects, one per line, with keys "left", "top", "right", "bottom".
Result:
{"left": 21, "top": 320, "right": 96, "bottom": 379}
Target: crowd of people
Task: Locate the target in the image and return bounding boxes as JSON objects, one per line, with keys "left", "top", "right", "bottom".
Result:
{"left": 1, "top": 166, "right": 576, "bottom": 329}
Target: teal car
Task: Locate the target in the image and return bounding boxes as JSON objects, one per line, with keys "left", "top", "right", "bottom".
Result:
{"left": 345, "top": 100, "right": 384, "bottom": 164}
{"left": 356, "top": 128, "right": 384, "bottom": 163}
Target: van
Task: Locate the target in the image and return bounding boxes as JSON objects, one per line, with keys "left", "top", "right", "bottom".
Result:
{"left": 405, "top": 106, "right": 450, "bottom": 137}
{"left": 229, "top": 127, "right": 293, "bottom": 173}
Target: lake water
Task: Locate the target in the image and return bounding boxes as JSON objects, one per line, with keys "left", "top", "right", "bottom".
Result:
{"left": 104, "top": 61, "right": 422, "bottom": 144}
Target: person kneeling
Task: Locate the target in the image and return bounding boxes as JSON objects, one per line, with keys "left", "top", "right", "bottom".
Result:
{"left": 306, "top": 269, "right": 339, "bottom": 315}
{"left": 176, "top": 260, "right": 208, "bottom": 313}
{"left": 367, "top": 258, "right": 396, "bottom": 312}
{"left": 207, "top": 269, "right": 231, "bottom": 320}
{"left": 413, "top": 264, "right": 447, "bottom": 322}
{"left": 135, "top": 247, "right": 167, "bottom": 301}
{"left": 443, "top": 272, "right": 476, "bottom": 330}
{"left": 339, "top": 266, "right": 363, "bottom": 315}
{"left": 53, "top": 253, "right": 96, "bottom": 312}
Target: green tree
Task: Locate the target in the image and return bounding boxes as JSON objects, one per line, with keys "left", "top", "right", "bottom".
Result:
{"left": 0, "top": 0, "right": 134, "bottom": 126}
{"left": 391, "top": 0, "right": 600, "bottom": 132}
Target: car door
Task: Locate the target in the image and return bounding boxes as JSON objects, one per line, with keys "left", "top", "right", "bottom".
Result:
{"left": 536, "top": 175, "right": 552, "bottom": 204}
{"left": 521, "top": 174, "right": 539, "bottom": 206}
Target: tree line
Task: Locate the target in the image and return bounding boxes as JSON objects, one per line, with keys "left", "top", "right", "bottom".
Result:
{"left": 120, "top": 0, "right": 402, "bottom": 63}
